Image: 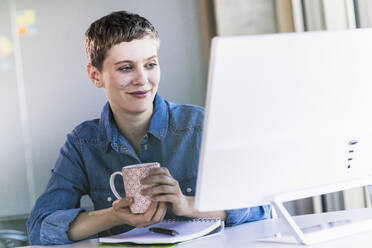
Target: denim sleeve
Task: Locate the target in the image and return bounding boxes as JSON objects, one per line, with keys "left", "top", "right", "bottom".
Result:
{"left": 26, "top": 132, "right": 89, "bottom": 245}
{"left": 225, "top": 205, "right": 272, "bottom": 226}
{"left": 39, "top": 208, "right": 86, "bottom": 244}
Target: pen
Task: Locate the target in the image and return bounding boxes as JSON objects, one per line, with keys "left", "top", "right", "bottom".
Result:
{"left": 149, "top": 227, "right": 179, "bottom": 236}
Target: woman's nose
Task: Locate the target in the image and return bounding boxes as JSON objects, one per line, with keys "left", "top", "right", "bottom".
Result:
{"left": 133, "top": 69, "right": 148, "bottom": 85}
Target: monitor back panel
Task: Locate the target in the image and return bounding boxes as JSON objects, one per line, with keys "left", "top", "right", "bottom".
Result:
{"left": 195, "top": 29, "right": 372, "bottom": 211}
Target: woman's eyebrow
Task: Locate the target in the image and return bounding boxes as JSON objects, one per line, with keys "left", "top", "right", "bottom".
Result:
{"left": 114, "top": 60, "right": 132, "bottom": 65}
{"left": 145, "top": 55, "right": 157, "bottom": 61}
{"left": 114, "top": 55, "right": 157, "bottom": 65}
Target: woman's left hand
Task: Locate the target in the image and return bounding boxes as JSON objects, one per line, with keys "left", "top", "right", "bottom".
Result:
{"left": 140, "top": 167, "right": 192, "bottom": 216}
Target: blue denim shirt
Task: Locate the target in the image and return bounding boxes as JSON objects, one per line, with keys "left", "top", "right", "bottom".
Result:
{"left": 26, "top": 94, "right": 271, "bottom": 245}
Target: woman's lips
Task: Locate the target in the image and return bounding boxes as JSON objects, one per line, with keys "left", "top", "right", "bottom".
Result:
{"left": 128, "top": 90, "right": 150, "bottom": 98}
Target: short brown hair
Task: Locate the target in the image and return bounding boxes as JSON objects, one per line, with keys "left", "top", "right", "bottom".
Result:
{"left": 84, "top": 10, "right": 159, "bottom": 71}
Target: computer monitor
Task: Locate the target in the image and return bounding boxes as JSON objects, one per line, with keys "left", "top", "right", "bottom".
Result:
{"left": 194, "top": 29, "right": 372, "bottom": 244}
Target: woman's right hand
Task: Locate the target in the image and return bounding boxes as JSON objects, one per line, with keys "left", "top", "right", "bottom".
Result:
{"left": 111, "top": 197, "right": 167, "bottom": 228}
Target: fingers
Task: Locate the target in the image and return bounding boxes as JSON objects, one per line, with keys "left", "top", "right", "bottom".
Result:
{"left": 141, "top": 202, "right": 167, "bottom": 228}
{"left": 112, "top": 197, "right": 133, "bottom": 210}
{"left": 143, "top": 201, "right": 158, "bottom": 221}
{"left": 141, "top": 167, "right": 172, "bottom": 183}
{"left": 159, "top": 202, "right": 167, "bottom": 220}
{"left": 142, "top": 184, "right": 177, "bottom": 197}
{"left": 112, "top": 199, "right": 167, "bottom": 228}
{"left": 133, "top": 202, "right": 159, "bottom": 228}
{"left": 149, "top": 167, "right": 171, "bottom": 177}
{"left": 152, "top": 202, "right": 167, "bottom": 223}
{"left": 152, "top": 194, "right": 179, "bottom": 203}
{"left": 141, "top": 174, "right": 177, "bottom": 186}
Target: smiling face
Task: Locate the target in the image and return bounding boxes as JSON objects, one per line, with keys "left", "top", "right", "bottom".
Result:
{"left": 88, "top": 36, "right": 160, "bottom": 116}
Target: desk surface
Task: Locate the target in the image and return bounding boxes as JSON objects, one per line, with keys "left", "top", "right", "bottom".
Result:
{"left": 22, "top": 210, "right": 372, "bottom": 248}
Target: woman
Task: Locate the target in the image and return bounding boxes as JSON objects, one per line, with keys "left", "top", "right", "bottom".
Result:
{"left": 26, "top": 10, "right": 271, "bottom": 245}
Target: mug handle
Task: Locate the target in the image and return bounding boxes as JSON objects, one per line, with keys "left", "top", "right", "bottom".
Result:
{"left": 110, "top": 171, "right": 123, "bottom": 199}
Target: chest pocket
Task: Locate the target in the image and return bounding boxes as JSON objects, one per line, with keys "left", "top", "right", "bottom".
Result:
{"left": 178, "top": 177, "right": 196, "bottom": 196}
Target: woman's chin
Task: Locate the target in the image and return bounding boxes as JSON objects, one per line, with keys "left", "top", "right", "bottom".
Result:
{"left": 126, "top": 105, "right": 152, "bottom": 115}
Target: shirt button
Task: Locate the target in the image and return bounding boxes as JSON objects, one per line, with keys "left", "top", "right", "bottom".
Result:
{"left": 107, "top": 197, "right": 112, "bottom": 202}
{"left": 186, "top": 187, "right": 192, "bottom": 193}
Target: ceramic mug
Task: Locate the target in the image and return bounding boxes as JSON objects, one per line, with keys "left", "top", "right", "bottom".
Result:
{"left": 109, "top": 162, "right": 160, "bottom": 213}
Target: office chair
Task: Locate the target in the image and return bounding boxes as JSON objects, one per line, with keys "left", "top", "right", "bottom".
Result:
{"left": 0, "top": 229, "right": 27, "bottom": 248}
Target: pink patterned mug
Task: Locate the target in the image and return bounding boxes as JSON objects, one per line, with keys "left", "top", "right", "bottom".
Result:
{"left": 109, "top": 162, "right": 160, "bottom": 213}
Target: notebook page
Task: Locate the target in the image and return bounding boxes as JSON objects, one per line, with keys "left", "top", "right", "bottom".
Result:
{"left": 99, "top": 219, "right": 222, "bottom": 244}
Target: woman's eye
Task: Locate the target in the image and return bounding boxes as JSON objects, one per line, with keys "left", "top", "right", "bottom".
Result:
{"left": 119, "top": 66, "right": 132, "bottom": 72}
{"left": 145, "top": 62, "right": 157, "bottom": 69}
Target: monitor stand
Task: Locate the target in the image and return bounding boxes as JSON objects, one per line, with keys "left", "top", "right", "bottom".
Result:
{"left": 269, "top": 178, "right": 372, "bottom": 245}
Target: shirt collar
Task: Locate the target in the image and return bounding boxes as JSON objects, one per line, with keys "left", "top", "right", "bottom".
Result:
{"left": 99, "top": 93, "right": 169, "bottom": 152}
{"left": 148, "top": 93, "right": 169, "bottom": 140}
{"left": 99, "top": 102, "right": 118, "bottom": 152}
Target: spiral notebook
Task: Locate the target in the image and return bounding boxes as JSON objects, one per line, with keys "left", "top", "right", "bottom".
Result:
{"left": 99, "top": 218, "right": 223, "bottom": 245}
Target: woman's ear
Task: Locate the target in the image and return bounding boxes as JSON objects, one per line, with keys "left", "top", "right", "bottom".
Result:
{"left": 87, "top": 64, "right": 104, "bottom": 88}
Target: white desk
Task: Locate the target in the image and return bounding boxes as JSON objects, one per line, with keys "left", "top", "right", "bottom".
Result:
{"left": 22, "top": 210, "right": 372, "bottom": 248}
